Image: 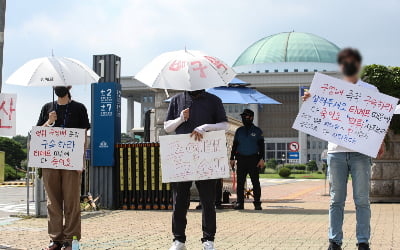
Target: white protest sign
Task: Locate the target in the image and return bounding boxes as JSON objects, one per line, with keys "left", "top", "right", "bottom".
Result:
{"left": 293, "top": 73, "right": 398, "bottom": 158}
{"left": 0, "top": 93, "right": 16, "bottom": 136}
{"left": 159, "top": 130, "right": 230, "bottom": 183}
{"left": 29, "top": 126, "right": 86, "bottom": 170}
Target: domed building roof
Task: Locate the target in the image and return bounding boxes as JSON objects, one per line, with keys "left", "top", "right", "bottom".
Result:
{"left": 233, "top": 32, "right": 340, "bottom": 73}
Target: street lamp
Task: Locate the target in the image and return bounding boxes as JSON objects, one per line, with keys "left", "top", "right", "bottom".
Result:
{"left": 281, "top": 153, "right": 286, "bottom": 168}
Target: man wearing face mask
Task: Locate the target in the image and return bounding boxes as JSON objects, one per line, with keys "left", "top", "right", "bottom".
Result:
{"left": 164, "top": 89, "right": 228, "bottom": 250}
{"left": 37, "top": 86, "right": 90, "bottom": 250}
{"left": 230, "top": 109, "right": 264, "bottom": 210}
{"left": 303, "top": 48, "right": 385, "bottom": 250}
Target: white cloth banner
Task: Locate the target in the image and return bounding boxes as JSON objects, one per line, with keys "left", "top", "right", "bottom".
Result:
{"left": 0, "top": 93, "right": 17, "bottom": 136}
{"left": 159, "top": 130, "right": 230, "bottom": 183}
{"left": 293, "top": 73, "right": 398, "bottom": 158}
{"left": 28, "top": 126, "right": 86, "bottom": 170}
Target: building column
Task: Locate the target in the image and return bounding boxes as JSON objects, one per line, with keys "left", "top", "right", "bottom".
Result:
{"left": 249, "top": 104, "right": 259, "bottom": 126}
{"left": 126, "top": 97, "right": 135, "bottom": 134}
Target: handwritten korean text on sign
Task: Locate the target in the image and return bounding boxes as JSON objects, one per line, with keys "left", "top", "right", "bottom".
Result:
{"left": 29, "top": 126, "right": 86, "bottom": 170}
{"left": 293, "top": 73, "right": 399, "bottom": 158}
{"left": 0, "top": 93, "right": 17, "bottom": 136}
{"left": 159, "top": 130, "right": 230, "bottom": 183}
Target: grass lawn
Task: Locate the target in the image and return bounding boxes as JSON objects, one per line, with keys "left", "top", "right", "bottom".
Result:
{"left": 259, "top": 172, "right": 327, "bottom": 179}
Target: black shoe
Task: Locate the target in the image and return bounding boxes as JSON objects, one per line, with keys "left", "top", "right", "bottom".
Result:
{"left": 234, "top": 203, "right": 244, "bottom": 210}
{"left": 327, "top": 242, "right": 342, "bottom": 250}
{"left": 357, "top": 243, "right": 370, "bottom": 250}
{"left": 195, "top": 203, "right": 202, "bottom": 210}
{"left": 254, "top": 204, "right": 262, "bottom": 210}
{"left": 215, "top": 203, "right": 223, "bottom": 210}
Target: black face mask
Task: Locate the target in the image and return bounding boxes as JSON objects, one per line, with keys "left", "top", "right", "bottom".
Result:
{"left": 188, "top": 89, "right": 205, "bottom": 98}
{"left": 54, "top": 87, "right": 69, "bottom": 98}
{"left": 241, "top": 117, "right": 253, "bottom": 127}
{"left": 342, "top": 62, "right": 358, "bottom": 77}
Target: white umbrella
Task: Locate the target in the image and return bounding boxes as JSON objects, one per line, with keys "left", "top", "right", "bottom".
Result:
{"left": 6, "top": 56, "right": 100, "bottom": 86}
{"left": 395, "top": 105, "right": 400, "bottom": 114}
{"left": 135, "top": 50, "right": 236, "bottom": 91}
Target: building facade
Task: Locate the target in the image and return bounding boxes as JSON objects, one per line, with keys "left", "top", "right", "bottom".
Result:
{"left": 121, "top": 32, "right": 342, "bottom": 165}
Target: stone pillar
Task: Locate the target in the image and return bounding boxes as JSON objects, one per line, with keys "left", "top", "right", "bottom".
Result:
{"left": 154, "top": 90, "right": 179, "bottom": 141}
{"left": 126, "top": 97, "right": 135, "bottom": 133}
{"left": 249, "top": 104, "right": 259, "bottom": 126}
{"left": 370, "top": 131, "right": 400, "bottom": 202}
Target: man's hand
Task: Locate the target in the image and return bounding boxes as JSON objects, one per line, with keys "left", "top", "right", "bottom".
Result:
{"left": 377, "top": 143, "right": 385, "bottom": 159}
{"left": 302, "top": 92, "right": 311, "bottom": 102}
{"left": 190, "top": 130, "right": 203, "bottom": 141}
{"left": 182, "top": 108, "right": 190, "bottom": 121}
{"left": 48, "top": 111, "right": 57, "bottom": 124}
{"left": 230, "top": 160, "right": 236, "bottom": 168}
{"left": 257, "top": 159, "right": 265, "bottom": 168}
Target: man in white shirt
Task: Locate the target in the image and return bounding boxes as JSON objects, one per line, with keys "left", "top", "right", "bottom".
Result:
{"left": 303, "top": 48, "right": 385, "bottom": 250}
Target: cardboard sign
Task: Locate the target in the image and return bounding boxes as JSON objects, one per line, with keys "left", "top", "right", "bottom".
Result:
{"left": 293, "top": 73, "right": 398, "bottom": 158}
{"left": 29, "top": 126, "right": 86, "bottom": 170}
{"left": 0, "top": 93, "right": 17, "bottom": 136}
{"left": 159, "top": 130, "right": 230, "bottom": 183}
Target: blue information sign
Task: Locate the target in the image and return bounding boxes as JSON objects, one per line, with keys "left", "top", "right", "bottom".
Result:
{"left": 91, "top": 82, "right": 121, "bottom": 166}
{"left": 288, "top": 152, "right": 300, "bottom": 159}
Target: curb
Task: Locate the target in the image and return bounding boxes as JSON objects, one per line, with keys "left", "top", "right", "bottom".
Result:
{"left": 0, "top": 182, "right": 33, "bottom": 186}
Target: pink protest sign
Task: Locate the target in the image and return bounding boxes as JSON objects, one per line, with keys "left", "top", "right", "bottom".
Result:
{"left": 0, "top": 93, "right": 17, "bottom": 136}
{"left": 29, "top": 126, "right": 86, "bottom": 170}
{"left": 159, "top": 131, "right": 230, "bottom": 183}
{"left": 293, "top": 73, "right": 398, "bottom": 158}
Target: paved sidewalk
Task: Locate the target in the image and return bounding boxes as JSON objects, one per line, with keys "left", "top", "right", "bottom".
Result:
{"left": 0, "top": 180, "right": 399, "bottom": 250}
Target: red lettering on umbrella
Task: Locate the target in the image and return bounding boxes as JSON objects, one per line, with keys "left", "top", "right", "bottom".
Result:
{"left": 191, "top": 61, "right": 207, "bottom": 78}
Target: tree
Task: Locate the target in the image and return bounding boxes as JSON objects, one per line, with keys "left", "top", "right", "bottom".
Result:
{"left": 266, "top": 158, "right": 278, "bottom": 169}
{"left": 0, "top": 0, "right": 5, "bottom": 92}
{"left": 0, "top": 137, "right": 26, "bottom": 166}
{"left": 306, "top": 160, "right": 318, "bottom": 172}
{"left": 361, "top": 65, "right": 400, "bottom": 133}
{"left": 12, "top": 135, "right": 28, "bottom": 149}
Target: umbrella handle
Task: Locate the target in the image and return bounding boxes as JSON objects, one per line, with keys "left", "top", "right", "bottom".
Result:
{"left": 52, "top": 88, "right": 55, "bottom": 111}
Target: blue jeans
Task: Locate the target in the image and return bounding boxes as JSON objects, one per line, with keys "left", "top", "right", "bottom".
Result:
{"left": 328, "top": 152, "right": 372, "bottom": 245}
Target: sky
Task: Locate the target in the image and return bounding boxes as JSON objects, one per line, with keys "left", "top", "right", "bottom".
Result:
{"left": 2, "top": 0, "right": 400, "bottom": 136}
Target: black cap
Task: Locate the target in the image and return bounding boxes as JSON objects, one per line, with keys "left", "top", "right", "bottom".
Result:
{"left": 240, "top": 109, "right": 254, "bottom": 117}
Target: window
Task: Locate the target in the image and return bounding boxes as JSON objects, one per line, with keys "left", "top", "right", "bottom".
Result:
{"left": 318, "top": 142, "right": 322, "bottom": 149}
{"left": 265, "top": 70, "right": 269, "bottom": 73}
{"left": 229, "top": 105, "right": 233, "bottom": 113}
{"left": 304, "top": 69, "right": 308, "bottom": 72}
{"left": 312, "top": 141, "right": 316, "bottom": 149}
{"left": 274, "top": 69, "right": 278, "bottom": 73}
{"left": 277, "top": 143, "right": 286, "bottom": 150}
{"left": 307, "top": 141, "right": 310, "bottom": 149}
{"left": 149, "top": 96, "right": 153, "bottom": 103}
{"left": 314, "top": 69, "right": 318, "bottom": 72}
{"left": 284, "top": 69, "right": 288, "bottom": 72}
{"left": 294, "top": 69, "right": 298, "bottom": 72}
{"left": 312, "top": 154, "right": 317, "bottom": 161}
{"left": 267, "top": 143, "right": 275, "bottom": 150}
{"left": 278, "top": 151, "right": 286, "bottom": 160}
{"left": 267, "top": 152, "right": 275, "bottom": 160}
{"left": 143, "top": 96, "right": 148, "bottom": 103}
{"left": 235, "top": 105, "right": 239, "bottom": 112}
{"left": 307, "top": 154, "right": 310, "bottom": 161}
{"left": 256, "top": 70, "right": 260, "bottom": 73}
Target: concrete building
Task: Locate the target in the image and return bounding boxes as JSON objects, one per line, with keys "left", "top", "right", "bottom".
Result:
{"left": 121, "top": 32, "right": 342, "bottom": 165}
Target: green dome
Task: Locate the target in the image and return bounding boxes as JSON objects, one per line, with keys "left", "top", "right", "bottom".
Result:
{"left": 233, "top": 32, "right": 340, "bottom": 67}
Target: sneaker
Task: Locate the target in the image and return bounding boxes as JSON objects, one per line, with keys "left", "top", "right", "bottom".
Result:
{"left": 254, "top": 203, "right": 262, "bottom": 210}
{"left": 357, "top": 243, "right": 370, "bottom": 250}
{"left": 233, "top": 203, "right": 244, "bottom": 210}
{"left": 169, "top": 240, "right": 187, "bottom": 250}
{"left": 202, "top": 241, "right": 216, "bottom": 250}
{"left": 327, "top": 242, "right": 342, "bottom": 250}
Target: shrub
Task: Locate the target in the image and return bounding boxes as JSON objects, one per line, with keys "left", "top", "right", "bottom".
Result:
{"left": 278, "top": 167, "right": 291, "bottom": 178}
{"left": 283, "top": 164, "right": 307, "bottom": 171}
{"left": 263, "top": 168, "right": 276, "bottom": 174}
{"left": 266, "top": 159, "right": 278, "bottom": 169}
{"left": 4, "top": 164, "right": 25, "bottom": 181}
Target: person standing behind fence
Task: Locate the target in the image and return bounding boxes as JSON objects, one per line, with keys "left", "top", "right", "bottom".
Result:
{"left": 37, "top": 86, "right": 90, "bottom": 250}
{"left": 303, "top": 48, "right": 385, "bottom": 250}
{"left": 230, "top": 109, "right": 264, "bottom": 210}
{"left": 164, "top": 89, "right": 228, "bottom": 250}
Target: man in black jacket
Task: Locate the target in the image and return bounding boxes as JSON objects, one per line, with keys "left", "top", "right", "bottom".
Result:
{"left": 230, "top": 109, "right": 265, "bottom": 210}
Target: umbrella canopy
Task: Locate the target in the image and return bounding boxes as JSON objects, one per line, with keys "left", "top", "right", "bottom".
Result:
{"left": 206, "top": 86, "right": 281, "bottom": 104}
{"left": 5, "top": 57, "right": 100, "bottom": 86}
{"left": 395, "top": 105, "right": 400, "bottom": 114}
{"left": 135, "top": 50, "right": 236, "bottom": 91}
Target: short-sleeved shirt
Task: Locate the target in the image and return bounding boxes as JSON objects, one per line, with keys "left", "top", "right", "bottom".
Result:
{"left": 234, "top": 125, "right": 264, "bottom": 156}
{"left": 36, "top": 100, "right": 90, "bottom": 129}
{"left": 166, "top": 91, "right": 227, "bottom": 134}
{"left": 328, "top": 79, "right": 378, "bottom": 153}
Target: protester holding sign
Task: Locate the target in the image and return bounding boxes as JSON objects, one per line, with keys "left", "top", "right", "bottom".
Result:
{"left": 302, "top": 49, "right": 385, "bottom": 250}
{"left": 164, "top": 89, "right": 228, "bottom": 250}
{"left": 37, "top": 86, "right": 90, "bottom": 250}
{"left": 230, "top": 108, "right": 264, "bottom": 210}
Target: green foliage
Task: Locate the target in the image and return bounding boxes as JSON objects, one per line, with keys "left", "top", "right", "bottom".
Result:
{"left": 4, "top": 164, "right": 25, "bottom": 181}
{"left": 263, "top": 168, "right": 276, "bottom": 174}
{"left": 121, "top": 133, "right": 135, "bottom": 143}
{"left": 266, "top": 159, "right": 278, "bottom": 169}
{"left": 306, "top": 160, "right": 318, "bottom": 172}
{"left": 361, "top": 65, "right": 400, "bottom": 133}
{"left": 278, "top": 167, "right": 291, "bottom": 178}
{"left": 0, "top": 137, "right": 26, "bottom": 167}
{"left": 283, "top": 164, "right": 307, "bottom": 171}
{"left": 12, "top": 135, "right": 28, "bottom": 149}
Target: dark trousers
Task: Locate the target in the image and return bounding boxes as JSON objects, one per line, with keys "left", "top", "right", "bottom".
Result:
{"left": 236, "top": 155, "right": 261, "bottom": 205}
{"left": 172, "top": 179, "right": 217, "bottom": 243}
